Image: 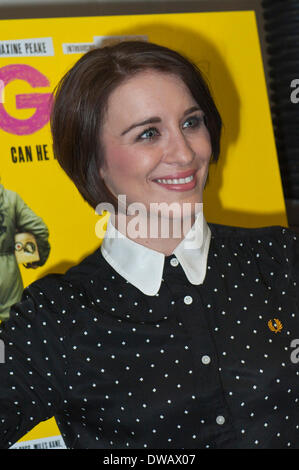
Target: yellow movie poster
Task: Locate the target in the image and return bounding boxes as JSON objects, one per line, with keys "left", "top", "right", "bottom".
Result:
{"left": 0, "top": 11, "right": 287, "bottom": 448}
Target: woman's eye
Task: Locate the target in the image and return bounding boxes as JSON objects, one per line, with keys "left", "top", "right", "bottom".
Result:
{"left": 183, "top": 116, "right": 203, "bottom": 129}
{"left": 137, "top": 127, "right": 159, "bottom": 141}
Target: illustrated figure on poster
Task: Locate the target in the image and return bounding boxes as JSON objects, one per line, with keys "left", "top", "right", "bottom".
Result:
{"left": 0, "top": 41, "right": 298, "bottom": 450}
{"left": 0, "top": 181, "right": 50, "bottom": 321}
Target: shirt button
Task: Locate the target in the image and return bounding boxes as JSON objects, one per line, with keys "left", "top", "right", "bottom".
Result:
{"left": 216, "top": 415, "right": 225, "bottom": 425}
{"left": 201, "top": 355, "right": 211, "bottom": 365}
{"left": 170, "top": 257, "right": 179, "bottom": 267}
{"left": 184, "top": 296, "right": 193, "bottom": 305}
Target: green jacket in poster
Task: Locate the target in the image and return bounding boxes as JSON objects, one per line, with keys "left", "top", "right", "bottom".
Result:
{"left": 0, "top": 184, "right": 50, "bottom": 320}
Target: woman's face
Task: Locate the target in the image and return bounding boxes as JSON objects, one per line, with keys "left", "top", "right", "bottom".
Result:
{"left": 100, "top": 70, "right": 212, "bottom": 220}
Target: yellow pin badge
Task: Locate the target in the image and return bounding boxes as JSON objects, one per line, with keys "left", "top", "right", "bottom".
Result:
{"left": 268, "top": 318, "right": 283, "bottom": 334}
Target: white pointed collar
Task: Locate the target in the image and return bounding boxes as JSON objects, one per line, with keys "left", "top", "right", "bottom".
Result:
{"left": 100, "top": 212, "right": 211, "bottom": 296}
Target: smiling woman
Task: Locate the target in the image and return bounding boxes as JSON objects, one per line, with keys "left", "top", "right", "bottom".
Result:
{"left": 50, "top": 41, "right": 220, "bottom": 253}
{"left": 50, "top": 41, "right": 221, "bottom": 213}
{"left": 0, "top": 40, "right": 298, "bottom": 450}
{"left": 98, "top": 70, "right": 211, "bottom": 253}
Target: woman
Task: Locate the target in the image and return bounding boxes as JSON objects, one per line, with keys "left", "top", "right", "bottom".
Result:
{"left": 0, "top": 41, "right": 298, "bottom": 450}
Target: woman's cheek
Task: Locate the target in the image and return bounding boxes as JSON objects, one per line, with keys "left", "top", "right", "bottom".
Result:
{"left": 107, "top": 147, "right": 134, "bottom": 176}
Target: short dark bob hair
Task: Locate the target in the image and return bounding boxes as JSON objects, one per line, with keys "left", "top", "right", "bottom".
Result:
{"left": 50, "top": 40, "right": 222, "bottom": 209}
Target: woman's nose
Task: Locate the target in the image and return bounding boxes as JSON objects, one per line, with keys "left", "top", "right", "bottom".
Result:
{"left": 163, "top": 131, "right": 195, "bottom": 164}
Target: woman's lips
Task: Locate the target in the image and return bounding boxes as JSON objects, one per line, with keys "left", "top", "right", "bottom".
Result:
{"left": 152, "top": 170, "right": 197, "bottom": 191}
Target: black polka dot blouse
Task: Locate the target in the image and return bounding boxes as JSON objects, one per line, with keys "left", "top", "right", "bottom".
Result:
{"left": 0, "top": 222, "right": 298, "bottom": 449}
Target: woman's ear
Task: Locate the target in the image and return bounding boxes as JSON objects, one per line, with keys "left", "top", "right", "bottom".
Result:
{"left": 99, "top": 165, "right": 106, "bottom": 180}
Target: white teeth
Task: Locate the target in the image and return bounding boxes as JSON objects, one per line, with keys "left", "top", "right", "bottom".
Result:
{"left": 156, "top": 175, "right": 194, "bottom": 185}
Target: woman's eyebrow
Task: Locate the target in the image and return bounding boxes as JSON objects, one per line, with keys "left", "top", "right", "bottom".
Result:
{"left": 183, "top": 106, "right": 201, "bottom": 116}
{"left": 120, "top": 106, "right": 201, "bottom": 136}
{"left": 121, "top": 117, "right": 161, "bottom": 136}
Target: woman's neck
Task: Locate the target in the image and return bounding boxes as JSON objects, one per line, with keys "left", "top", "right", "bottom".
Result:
{"left": 113, "top": 212, "right": 197, "bottom": 256}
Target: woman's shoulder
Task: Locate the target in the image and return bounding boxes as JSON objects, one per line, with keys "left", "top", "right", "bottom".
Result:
{"left": 208, "top": 221, "right": 298, "bottom": 251}
{"left": 208, "top": 222, "right": 298, "bottom": 251}
{"left": 208, "top": 222, "right": 298, "bottom": 279}
{"left": 20, "top": 246, "right": 105, "bottom": 303}
{"left": 2, "top": 247, "right": 107, "bottom": 332}
{"left": 208, "top": 222, "right": 297, "bottom": 240}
